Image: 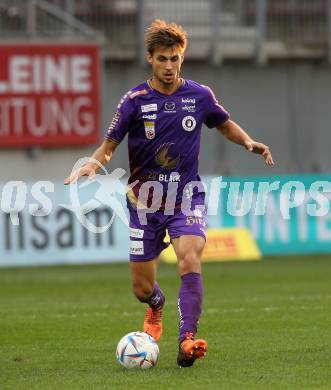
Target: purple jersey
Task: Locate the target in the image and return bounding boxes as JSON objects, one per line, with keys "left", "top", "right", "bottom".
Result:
{"left": 105, "top": 79, "right": 229, "bottom": 206}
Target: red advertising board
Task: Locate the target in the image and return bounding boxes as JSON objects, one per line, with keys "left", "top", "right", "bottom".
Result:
{"left": 0, "top": 44, "right": 100, "bottom": 147}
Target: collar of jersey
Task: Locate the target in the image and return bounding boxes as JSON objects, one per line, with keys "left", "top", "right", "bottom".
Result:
{"left": 146, "top": 78, "right": 186, "bottom": 97}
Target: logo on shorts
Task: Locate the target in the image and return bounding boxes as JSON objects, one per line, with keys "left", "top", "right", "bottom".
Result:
{"left": 186, "top": 216, "right": 206, "bottom": 226}
{"left": 130, "top": 240, "right": 144, "bottom": 255}
{"left": 130, "top": 228, "right": 144, "bottom": 239}
{"left": 144, "top": 121, "right": 155, "bottom": 139}
{"left": 182, "top": 116, "right": 196, "bottom": 132}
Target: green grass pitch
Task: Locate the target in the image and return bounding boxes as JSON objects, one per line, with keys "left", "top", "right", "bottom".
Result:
{"left": 1, "top": 256, "right": 331, "bottom": 390}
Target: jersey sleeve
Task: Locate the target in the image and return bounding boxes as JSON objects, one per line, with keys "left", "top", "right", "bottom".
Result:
{"left": 203, "top": 86, "right": 230, "bottom": 128}
{"left": 105, "top": 91, "right": 135, "bottom": 144}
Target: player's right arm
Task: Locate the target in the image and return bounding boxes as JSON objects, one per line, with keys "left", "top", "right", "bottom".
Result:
{"left": 64, "top": 139, "right": 118, "bottom": 185}
{"left": 64, "top": 89, "right": 135, "bottom": 185}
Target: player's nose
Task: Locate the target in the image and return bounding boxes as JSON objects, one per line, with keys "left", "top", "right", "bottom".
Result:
{"left": 165, "top": 60, "right": 172, "bottom": 70}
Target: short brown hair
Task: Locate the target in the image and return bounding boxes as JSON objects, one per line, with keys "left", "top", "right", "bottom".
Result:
{"left": 145, "top": 19, "right": 187, "bottom": 55}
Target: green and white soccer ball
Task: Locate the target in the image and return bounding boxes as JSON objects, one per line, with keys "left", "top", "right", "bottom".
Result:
{"left": 116, "top": 331, "right": 159, "bottom": 369}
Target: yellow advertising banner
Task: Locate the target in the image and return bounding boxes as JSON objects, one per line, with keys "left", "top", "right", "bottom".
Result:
{"left": 161, "top": 228, "right": 261, "bottom": 263}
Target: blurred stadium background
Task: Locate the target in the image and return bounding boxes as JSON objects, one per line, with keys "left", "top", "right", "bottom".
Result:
{"left": 1, "top": 1, "right": 331, "bottom": 388}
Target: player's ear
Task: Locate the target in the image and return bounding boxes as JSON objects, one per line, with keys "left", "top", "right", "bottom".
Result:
{"left": 146, "top": 51, "right": 153, "bottom": 64}
{"left": 180, "top": 53, "right": 185, "bottom": 63}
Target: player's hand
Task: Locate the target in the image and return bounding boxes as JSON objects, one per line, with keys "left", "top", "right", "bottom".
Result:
{"left": 64, "top": 165, "right": 96, "bottom": 185}
{"left": 244, "top": 140, "right": 274, "bottom": 166}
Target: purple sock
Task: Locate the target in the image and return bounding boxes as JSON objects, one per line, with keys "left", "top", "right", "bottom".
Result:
{"left": 178, "top": 272, "right": 203, "bottom": 343}
{"left": 141, "top": 282, "right": 165, "bottom": 310}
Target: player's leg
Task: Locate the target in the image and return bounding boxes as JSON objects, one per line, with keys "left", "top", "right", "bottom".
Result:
{"left": 172, "top": 233, "right": 204, "bottom": 337}
{"left": 131, "top": 258, "right": 165, "bottom": 309}
{"left": 131, "top": 259, "right": 165, "bottom": 342}
{"left": 171, "top": 235, "right": 207, "bottom": 366}
{"left": 128, "top": 197, "right": 168, "bottom": 339}
{"left": 167, "top": 192, "right": 208, "bottom": 366}
{"left": 128, "top": 202, "right": 168, "bottom": 342}
{"left": 131, "top": 257, "right": 157, "bottom": 301}
{"left": 172, "top": 235, "right": 204, "bottom": 338}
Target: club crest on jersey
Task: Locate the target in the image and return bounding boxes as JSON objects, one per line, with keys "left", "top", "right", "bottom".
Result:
{"left": 182, "top": 116, "right": 196, "bottom": 132}
{"left": 144, "top": 121, "right": 155, "bottom": 139}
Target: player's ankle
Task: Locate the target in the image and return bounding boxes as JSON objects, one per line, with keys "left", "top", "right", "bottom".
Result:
{"left": 179, "top": 331, "right": 195, "bottom": 344}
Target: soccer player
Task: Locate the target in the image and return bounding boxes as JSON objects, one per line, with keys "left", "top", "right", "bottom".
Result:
{"left": 64, "top": 19, "right": 274, "bottom": 367}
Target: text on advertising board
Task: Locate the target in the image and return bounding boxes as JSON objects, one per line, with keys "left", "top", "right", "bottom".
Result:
{"left": 0, "top": 44, "right": 100, "bottom": 146}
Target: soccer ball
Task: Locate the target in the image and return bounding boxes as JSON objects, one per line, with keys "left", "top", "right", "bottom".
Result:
{"left": 116, "top": 331, "right": 159, "bottom": 369}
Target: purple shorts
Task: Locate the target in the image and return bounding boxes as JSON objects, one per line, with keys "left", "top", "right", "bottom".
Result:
{"left": 129, "top": 195, "right": 207, "bottom": 262}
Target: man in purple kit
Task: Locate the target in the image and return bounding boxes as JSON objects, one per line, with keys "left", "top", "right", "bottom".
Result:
{"left": 65, "top": 19, "right": 274, "bottom": 367}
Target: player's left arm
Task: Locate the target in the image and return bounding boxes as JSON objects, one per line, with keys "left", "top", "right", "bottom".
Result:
{"left": 216, "top": 119, "right": 274, "bottom": 166}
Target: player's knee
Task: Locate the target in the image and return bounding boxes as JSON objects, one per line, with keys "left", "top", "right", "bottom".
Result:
{"left": 178, "top": 250, "right": 201, "bottom": 275}
{"left": 132, "top": 280, "right": 154, "bottom": 301}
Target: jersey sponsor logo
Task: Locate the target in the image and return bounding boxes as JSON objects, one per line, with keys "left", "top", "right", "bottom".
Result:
{"left": 144, "top": 121, "right": 155, "bottom": 139}
{"left": 182, "top": 98, "right": 196, "bottom": 112}
{"left": 182, "top": 115, "right": 196, "bottom": 132}
{"left": 130, "top": 240, "right": 144, "bottom": 255}
{"left": 129, "top": 89, "right": 148, "bottom": 99}
{"left": 158, "top": 173, "right": 181, "bottom": 182}
{"left": 155, "top": 143, "right": 180, "bottom": 170}
{"left": 142, "top": 114, "right": 157, "bottom": 120}
{"left": 164, "top": 101, "right": 176, "bottom": 113}
{"left": 141, "top": 103, "right": 157, "bottom": 113}
{"left": 182, "top": 104, "right": 195, "bottom": 112}
{"left": 130, "top": 228, "right": 144, "bottom": 239}
{"left": 182, "top": 97, "right": 196, "bottom": 104}
{"left": 147, "top": 170, "right": 181, "bottom": 182}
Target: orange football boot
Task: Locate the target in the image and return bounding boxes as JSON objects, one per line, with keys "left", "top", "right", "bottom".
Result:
{"left": 177, "top": 332, "right": 208, "bottom": 367}
{"left": 143, "top": 305, "right": 163, "bottom": 342}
